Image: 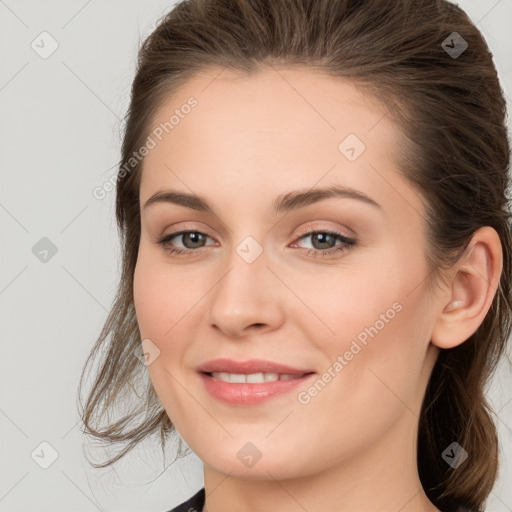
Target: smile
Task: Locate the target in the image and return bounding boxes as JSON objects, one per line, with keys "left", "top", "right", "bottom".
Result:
{"left": 199, "top": 371, "right": 316, "bottom": 406}
{"left": 209, "top": 371, "right": 307, "bottom": 383}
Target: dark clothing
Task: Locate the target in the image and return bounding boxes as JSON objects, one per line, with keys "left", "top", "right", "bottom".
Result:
{"left": 167, "top": 488, "right": 205, "bottom": 512}
{"left": 166, "top": 487, "right": 479, "bottom": 512}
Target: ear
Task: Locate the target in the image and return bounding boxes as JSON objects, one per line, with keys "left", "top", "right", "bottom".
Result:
{"left": 431, "top": 226, "right": 503, "bottom": 350}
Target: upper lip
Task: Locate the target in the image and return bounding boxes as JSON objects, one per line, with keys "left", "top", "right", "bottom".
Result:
{"left": 197, "top": 358, "right": 315, "bottom": 375}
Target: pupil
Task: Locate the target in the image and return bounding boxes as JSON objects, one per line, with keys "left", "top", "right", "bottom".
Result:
{"left": 313, "top": 233, "right": 333, "bottom": 250}
{"left": 185, "top": 232, "right": 204, "bottom": 248}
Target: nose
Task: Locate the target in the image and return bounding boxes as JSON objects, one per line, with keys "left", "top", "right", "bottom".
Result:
{"left": 206, "top": 244, "right": 286, "bottom": 339}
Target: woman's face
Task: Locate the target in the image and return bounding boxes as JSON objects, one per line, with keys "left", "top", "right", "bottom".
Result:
{"left": 133, "top": 66, "right": 441, "bottom": 480}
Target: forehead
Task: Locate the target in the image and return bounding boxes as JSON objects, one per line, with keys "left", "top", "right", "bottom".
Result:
{"left": 146, "top": 65, "right": 397, "bottom": 149}
{"left": 139, "top": 66, "right": 420, "bottom": 218}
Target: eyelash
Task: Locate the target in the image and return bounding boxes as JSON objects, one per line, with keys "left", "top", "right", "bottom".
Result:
{"left": 156, "top": 228, "right": 356, "bottom": 259}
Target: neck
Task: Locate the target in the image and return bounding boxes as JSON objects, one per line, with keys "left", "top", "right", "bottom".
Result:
{"left": 202, "top": 409, "right": 440, "bottom": 512}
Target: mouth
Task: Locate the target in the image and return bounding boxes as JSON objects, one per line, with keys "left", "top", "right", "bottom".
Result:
{"left": 196, "top": 360, "right": 317, "bottom": 406}
{"left": 202, "top": 371, "right": 314, "bottom": 383}
{"left": 196, "top": 357, "right": 315, "bottom": 376}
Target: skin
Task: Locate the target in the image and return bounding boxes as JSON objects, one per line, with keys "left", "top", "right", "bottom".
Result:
{"left": 133, "top": 65, "right": 503, "bottom": 512}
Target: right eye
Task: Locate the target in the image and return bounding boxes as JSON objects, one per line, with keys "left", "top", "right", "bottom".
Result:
{"left": 157, "top": 230, "right": 216, "bottom": 255}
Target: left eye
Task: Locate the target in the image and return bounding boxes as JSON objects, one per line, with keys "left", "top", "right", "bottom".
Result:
{"left": 294, "top": 230, "right": 353, "bottom": 251}
{"left": 291, "top": 230, "right": 356, "bottom": 257}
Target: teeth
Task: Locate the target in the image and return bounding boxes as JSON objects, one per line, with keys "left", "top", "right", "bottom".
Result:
{"left": 210, "top": 372, "right": 304, "bottom": 383}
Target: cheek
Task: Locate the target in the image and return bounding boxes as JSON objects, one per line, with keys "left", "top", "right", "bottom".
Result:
{"left": 133, "top": 250, "right": 200, "bottom": 348}
{"left": 299, "top": 244, "right": 431, "bottom": 398}
{"left": 294, "top": 245, "right": 425, "bottom": 343}
{"left": 133, "top": 252, "right": 202, "bottom": 419}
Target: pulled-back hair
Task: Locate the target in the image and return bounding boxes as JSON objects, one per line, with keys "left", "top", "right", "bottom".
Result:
{"left": 78, "top": 2, "right": 512, "bottom": 511}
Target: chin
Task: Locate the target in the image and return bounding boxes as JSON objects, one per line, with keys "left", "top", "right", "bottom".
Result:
{"left": 198, "top": 440, "right": 311, "bottom": 480}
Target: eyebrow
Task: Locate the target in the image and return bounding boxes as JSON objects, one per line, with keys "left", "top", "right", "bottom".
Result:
{"left": 142, "top": 185, "right": 382, "bottom": 214}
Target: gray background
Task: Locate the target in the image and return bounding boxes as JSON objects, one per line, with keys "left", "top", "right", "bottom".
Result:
{"left": 0, "top": 0, "right": 511, "bottom": 510}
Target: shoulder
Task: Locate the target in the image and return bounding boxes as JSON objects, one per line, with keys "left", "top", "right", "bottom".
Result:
{"left": 445, "top": 504, "right": 482, "bottom": 512}
{"left": 165, "top": 487, "right": 205, "bottom": 512}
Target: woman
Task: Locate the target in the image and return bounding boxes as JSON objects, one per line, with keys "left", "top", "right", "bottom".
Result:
{"left": 78, "top": 1, "right": 512, "bottom": 511}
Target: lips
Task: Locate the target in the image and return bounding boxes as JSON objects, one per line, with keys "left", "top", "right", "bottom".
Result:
{"left": 196, "top": 358, "right": 316, "bottom": 406}
{"left": 197, "top": 358, "right": 315, "bottom": 376}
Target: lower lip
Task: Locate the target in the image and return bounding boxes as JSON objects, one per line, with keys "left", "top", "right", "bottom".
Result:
{"left": 199, "top": 372, "right": 316, "bottom": 406}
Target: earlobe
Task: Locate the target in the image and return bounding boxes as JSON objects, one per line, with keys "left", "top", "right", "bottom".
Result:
{"left": 431, "top": 227, "right": 503, "bottom": 350}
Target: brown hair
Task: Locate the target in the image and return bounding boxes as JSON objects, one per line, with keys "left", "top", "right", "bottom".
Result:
{"left": 78, "top": 1, "right": 512, "bottom": 511}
